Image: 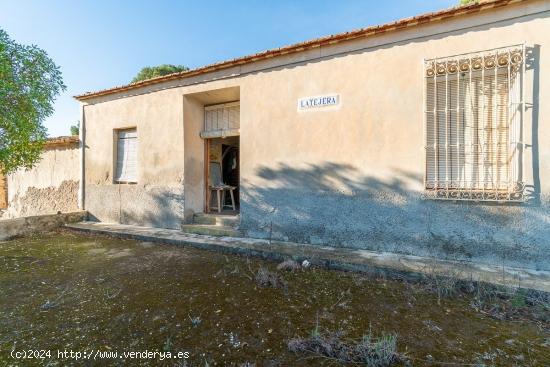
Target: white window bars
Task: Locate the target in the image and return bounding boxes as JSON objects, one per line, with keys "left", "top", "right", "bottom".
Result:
{"left": 423, "top": 44, "right": 525, "bottom": 202}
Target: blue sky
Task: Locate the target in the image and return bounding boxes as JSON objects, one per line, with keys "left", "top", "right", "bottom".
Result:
{"left": 0, "top": 0, "right": 454, "bottom": 137}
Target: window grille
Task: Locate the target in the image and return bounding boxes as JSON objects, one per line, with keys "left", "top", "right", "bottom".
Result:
{"left": 201, "top": 102, "right": 240, "bottom": 138}
{"left": 424, "top": 45, "right": 525, "bottom": 202}
{"left": 115, "top": 129, "right": 138, "bottom": 183}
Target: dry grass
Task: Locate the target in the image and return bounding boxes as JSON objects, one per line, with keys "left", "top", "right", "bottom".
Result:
{"left": 416, "top": 272, "right": 550, "bottom": 330}
{"left": 288, "top": 327, "right": 407, "bottom": 366}
{"left": 276, "top": 259, "right": 301, "bottom": 272}
{"left": 255, "top": 267, "right": 287, "bottom": 290}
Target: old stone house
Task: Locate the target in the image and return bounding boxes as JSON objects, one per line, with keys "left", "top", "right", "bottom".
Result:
{"left": 74, "top": 0, "right": 549, "bottom": 272}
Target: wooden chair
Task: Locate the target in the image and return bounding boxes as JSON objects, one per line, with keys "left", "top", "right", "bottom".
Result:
{"left": 209, "top": 162, "right": 236, "bottom": 213}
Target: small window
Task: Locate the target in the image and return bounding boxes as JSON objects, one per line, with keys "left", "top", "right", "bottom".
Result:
{"left": 115, "top": 129, "right": 138, "bottom": 183}
{"left": 424, "top": 45, "right": 525, "bottom": 202}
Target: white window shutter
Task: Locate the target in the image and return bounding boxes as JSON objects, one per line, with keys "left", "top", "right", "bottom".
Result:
{"left": 116, "top": 129, "right": 138, "bottom": 182}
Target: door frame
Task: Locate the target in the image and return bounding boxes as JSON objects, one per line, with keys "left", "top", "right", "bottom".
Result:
{"left": 203, "top": 136, "right": 240, "bottom": 214}
{"left": 203, "top": 138, "right": 210, "bottom": 213}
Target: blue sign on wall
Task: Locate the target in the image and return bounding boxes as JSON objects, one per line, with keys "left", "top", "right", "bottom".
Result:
{"left": 298, "top": 94, "right": 340, "bottom": 111}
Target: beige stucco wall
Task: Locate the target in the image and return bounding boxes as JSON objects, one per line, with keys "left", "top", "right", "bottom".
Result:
{"left": 81, "top": 0, "right": 550, "bottom": 270}
{"left": 83, "top": 88, "right": 185, "bottom": 227}
{"left": 2, "top": 145, "right": 80, "bottom": 219}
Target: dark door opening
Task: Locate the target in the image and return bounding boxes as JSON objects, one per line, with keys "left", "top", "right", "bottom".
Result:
{"left": 206, "top": 136, "right": 239, "bottom": 214}
{"left": 222, "top": 144, "right": 239, "bottom": 208}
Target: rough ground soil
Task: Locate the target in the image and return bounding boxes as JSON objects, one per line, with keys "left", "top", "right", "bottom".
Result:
{"left": 0, "top": 231, "right": 548, "bottom": 366}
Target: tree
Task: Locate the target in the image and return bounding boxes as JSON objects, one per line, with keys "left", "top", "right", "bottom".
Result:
{"left": 131, "top": 64, "right": 189, "bottom": 83}
{"left": 459, "top": 0, "right": 478, "bottom": 5}
{"left": 0, "top": 29, "right": 65, "bottom": 174}
{"left": 70, "top": 121, "right": 80, "bottom": 136}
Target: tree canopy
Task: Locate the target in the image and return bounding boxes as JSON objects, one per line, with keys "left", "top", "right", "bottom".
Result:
{"left": 0, "top": 29, "right": 65, "bottom": 174}
{"left": 131, "top": 64, "right": 189, "bottom": 83}
{"left": 459, "top": 0, "right": 478, "bottom": 5}
{"left": 70, "top": 121, "right": 80, "bottom": 136}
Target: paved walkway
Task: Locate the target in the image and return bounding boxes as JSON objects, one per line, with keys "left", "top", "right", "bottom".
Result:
{"left": 66, "top": 221, "right": 550, "bottom": 292}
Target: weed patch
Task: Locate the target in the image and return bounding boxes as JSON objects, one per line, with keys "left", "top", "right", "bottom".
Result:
{"left": 288, "top": 329, "right": 407, "bottom": 366}
{"left": 276, "top": 259, "right": 301, "bottom": 272}
{"left": 255, "top": 267, "right": 287, "bottom": 290}
{"left": 416, "top": 273, "right": 550, "bottom": 330}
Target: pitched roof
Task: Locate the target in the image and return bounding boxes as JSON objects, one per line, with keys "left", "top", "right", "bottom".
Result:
{"left": 74, "top": 0, "right": 526, "bottom": 101}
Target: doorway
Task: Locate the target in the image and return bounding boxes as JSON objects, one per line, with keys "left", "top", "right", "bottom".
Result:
{"left": 205, "top": 136, "right": 239, "bottom": 214}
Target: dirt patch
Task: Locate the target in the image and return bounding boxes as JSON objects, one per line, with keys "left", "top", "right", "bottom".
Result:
{"left": 87, "top": 248, "right": 107, "bottom": 255}
{"left": 0, "top": 232, "right": 548, "bottom": 366}
{"left": 105, "top": 248, "right": 133, "bottom": 259}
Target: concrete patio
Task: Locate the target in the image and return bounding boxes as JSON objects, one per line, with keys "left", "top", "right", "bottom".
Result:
{"left": 65, "top": 221, "right": 550, "bottom": 292}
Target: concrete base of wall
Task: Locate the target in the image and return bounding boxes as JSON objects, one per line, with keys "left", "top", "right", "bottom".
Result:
{"left": 66, "top": 221, "right": 550, "bottom": 292}
{"left": 86, "top": 184, "right": 184, "bottom": 229}
{"left": 0, "top": 211, "right": 87, "bottom": 240}
{"left": 240, "top": 187, "right": 550, "bottom": 272}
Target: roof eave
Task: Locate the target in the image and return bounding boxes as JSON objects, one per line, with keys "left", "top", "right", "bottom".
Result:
{"left": 74, "top": 0, "right": 526, "bottom": 101}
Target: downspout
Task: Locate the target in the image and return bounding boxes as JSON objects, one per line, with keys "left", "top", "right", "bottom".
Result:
{"left": 78, "top": 103, "right": 86, "bottom": 211}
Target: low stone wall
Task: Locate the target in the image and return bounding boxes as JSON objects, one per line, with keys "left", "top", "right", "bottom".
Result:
{"left": 1, "top": 136, "right": 80, "bottom": 219}
{"left": 0, "top": 211, "right": 87, "bottom": 240}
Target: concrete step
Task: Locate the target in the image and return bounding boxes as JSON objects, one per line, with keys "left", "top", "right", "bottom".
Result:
{"left": 193, "top": 213, "right": 239, "bottom": 227}
{"left": 180, "top": 224, "right": 242, "bottom": 237}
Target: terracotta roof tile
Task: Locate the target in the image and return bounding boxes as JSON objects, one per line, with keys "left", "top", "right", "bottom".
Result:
{"left": 44, "top": 136, "right": 79, "bottom": 148}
